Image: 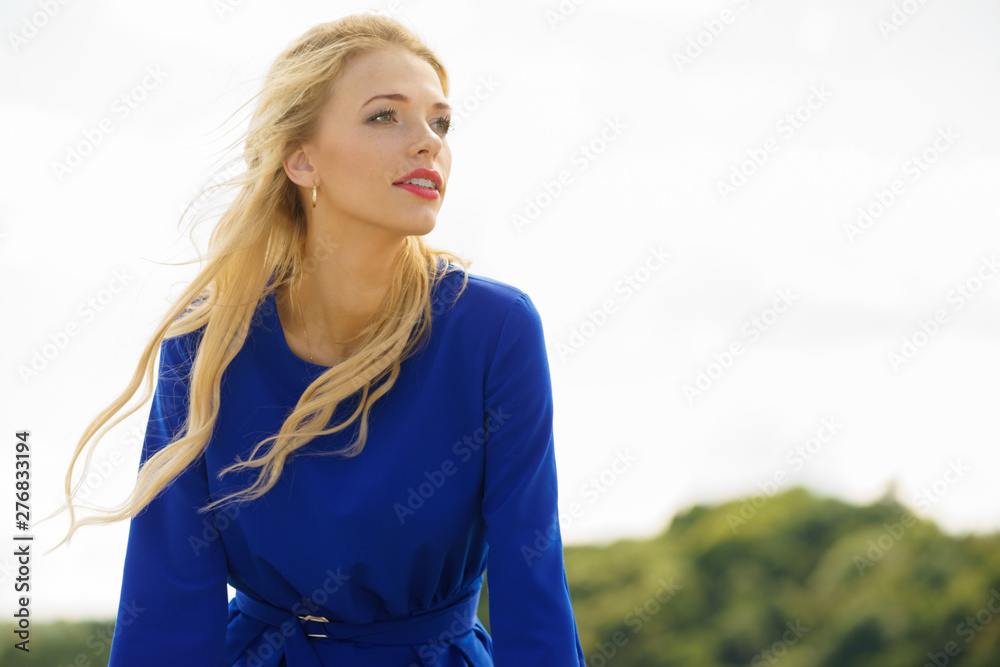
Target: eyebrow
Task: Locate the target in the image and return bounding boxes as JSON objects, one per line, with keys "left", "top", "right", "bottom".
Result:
{"left": 361, "top": 93, "right": 451, "bottom": 112}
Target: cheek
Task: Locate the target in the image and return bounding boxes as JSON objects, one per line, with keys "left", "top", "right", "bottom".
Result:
{"left": 322, "top": 135, "right": 385, "bottom": 188}
{"left": 440, "top": 146, "right": 453, "bottom": 179}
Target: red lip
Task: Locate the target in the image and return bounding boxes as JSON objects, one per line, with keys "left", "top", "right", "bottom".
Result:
{"left": 393, "top": 168, "right": 443, "bottom": 190}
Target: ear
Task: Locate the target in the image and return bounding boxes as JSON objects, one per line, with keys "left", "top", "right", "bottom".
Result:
{"left": 282, "top": 143, "right": 319, "bottom": 187}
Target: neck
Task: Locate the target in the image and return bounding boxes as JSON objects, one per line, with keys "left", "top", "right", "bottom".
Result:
{"left": 281, "top": 227, "right": 408, "bottom": 364}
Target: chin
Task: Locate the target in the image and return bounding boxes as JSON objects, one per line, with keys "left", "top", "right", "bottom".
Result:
{"left": 368, "top": 212, "right": 438, "bottom": 239}
{"left": 408, "top": 218, "right": 438, "bottom": 237}
{"left": 398, "top": 211, "right": 439, "bottom": 237}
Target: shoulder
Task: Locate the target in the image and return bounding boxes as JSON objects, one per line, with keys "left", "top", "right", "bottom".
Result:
{"left": 156, "top": 331, "right": 201, "bottom": 391}
{"left": 434, "top": 267, "right": 548, "bottom": 370}
{"left": 161, "top": 305, "right": 209, "bottom": 378}
{"left": 437, "top": 266, "right": 541, "bottom": 320}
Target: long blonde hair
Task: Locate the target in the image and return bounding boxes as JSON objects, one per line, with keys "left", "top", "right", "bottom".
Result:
{"left": 55, "top": 13, "right": 469, "bottom": 548}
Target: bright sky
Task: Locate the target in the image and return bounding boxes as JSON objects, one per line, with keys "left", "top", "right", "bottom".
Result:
{"left": 2, "top": 0, "right": 999, "bottom": 620}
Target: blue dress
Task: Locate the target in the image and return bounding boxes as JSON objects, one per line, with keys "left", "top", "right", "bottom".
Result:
{"left": 106, "top": 267, "right": 586, "bottom": 666}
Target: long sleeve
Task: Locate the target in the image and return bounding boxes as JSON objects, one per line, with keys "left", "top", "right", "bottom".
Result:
{"left": 107, "top": 331, "right": 229, "bottom": 666}
{"left": 481, "top": 293, "right": 586, "bottom": 665}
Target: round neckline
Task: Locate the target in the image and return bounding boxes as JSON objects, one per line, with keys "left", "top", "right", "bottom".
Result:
{"left": 264, "top": 265, "right": 461, "bottom": 373}
{"left": 268, "top": 289, "right": 335, "bottom": 371}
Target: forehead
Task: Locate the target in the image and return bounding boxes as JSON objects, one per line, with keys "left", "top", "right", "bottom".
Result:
{"left": 329, "top": 46, "right": 445, "bottom": 107}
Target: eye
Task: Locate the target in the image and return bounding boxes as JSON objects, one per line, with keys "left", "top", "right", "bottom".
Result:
{"left": 368, "top": 107, "right": 452, "bottom": 135}
{"left": 368, "top": 107, "right": 397, "bottom": 123}
{"left": 433, "top": 116, "right": 453, "bottom": 135}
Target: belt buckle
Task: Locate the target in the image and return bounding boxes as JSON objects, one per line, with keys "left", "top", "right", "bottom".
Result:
{"left": 299, "top": 614, "right": 331, "bottom": 639}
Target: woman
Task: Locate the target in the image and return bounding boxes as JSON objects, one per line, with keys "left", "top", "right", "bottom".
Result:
{"left": 58, "top": 12, "right": 585, "bottom": 667}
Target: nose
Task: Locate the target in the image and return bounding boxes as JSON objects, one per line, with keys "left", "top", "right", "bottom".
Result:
{"left": 411, "top": 119, "right": 444, "bottom": 158}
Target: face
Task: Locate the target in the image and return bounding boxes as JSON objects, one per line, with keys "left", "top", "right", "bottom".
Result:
{"left": 289, "top": 46, "right": 452, "bottom": 238}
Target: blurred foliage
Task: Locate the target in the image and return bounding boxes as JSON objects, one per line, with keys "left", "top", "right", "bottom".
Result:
{"left": 6, "top": 487, "right": 1000, "bottom": 665}
{"left": 0, "top": 619, "right": 114, "bottom": 666}
{"left": 560, "top": 486, "right": 1000, "bottom": 666}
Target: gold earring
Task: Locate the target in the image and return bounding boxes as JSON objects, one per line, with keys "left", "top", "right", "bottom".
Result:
{"left": 312, "top": 183, "right": 317, "bottom": 209}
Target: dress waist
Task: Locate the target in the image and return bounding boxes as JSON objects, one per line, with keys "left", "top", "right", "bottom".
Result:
{"left": 231, "top": 579, "right": 483, "bottom": 666}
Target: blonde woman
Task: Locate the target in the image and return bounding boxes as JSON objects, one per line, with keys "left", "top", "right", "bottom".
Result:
{"left": 58, "top": 12, "right": 585, "bottom": 667}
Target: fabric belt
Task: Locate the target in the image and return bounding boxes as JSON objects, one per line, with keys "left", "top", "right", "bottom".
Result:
{"left": 233, "top": 581, "right": 482, "bottom": 666}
